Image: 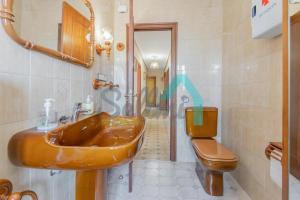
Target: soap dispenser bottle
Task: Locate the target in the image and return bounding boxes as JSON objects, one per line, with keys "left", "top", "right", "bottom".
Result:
{"left": 83, "top": 95, "right": 94, "bottom": 115}
{"left": 37, "top": 98, "right": 58, "bottom": 131}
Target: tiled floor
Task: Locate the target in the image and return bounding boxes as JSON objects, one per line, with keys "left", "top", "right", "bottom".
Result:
{"left": 109, "top": 108, "right": 251, "bottom": 199}
{"left": 142, "top": 108, "right": 169, "bottom": 119}
{"left": 136, "top": 108, "right": 170, "bottom": 161}
{"left": 108, "top": 160, "right": 251, "bottom": 200}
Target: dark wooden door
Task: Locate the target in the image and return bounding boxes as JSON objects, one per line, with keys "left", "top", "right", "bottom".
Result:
{"left": 290, "top": 12, "right": 300, "bottom": 180}
{"left": 146, "top": 77, "right": 156, "bottom": 107}
{"left": 160, "top": 69, "right": 170, "bottom": 110}
{"left": 164, "top": 68, "right": 170, "bottom": 110}
{"left": 137, "top": 63, "right": 142, "bottom": 115}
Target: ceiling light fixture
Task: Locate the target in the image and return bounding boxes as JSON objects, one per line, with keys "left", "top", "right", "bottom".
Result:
{"left": 147, "top": 55, "right": 162, "bottom": 60}
{"left": 150, "top": 62, "right": 160, "bottom": 69}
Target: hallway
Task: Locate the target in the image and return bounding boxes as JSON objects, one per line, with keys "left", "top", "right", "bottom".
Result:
{"left": 136, "top": 108, "right": 170, "bottom": 161}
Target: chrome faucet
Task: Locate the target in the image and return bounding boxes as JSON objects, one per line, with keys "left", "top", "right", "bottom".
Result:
{"left": 71, "top": 103, "right": 87, "bottom": 122}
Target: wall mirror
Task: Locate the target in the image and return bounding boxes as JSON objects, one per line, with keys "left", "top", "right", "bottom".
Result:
{"left": 0, "top": 0, "right": 95, "bottom": 67}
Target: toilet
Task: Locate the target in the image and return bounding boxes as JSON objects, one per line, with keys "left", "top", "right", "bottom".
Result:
{"left": 185, "top": 107, "right": 238, "bottom": 196}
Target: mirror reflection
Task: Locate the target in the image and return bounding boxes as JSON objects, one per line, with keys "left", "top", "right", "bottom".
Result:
{"left": 13, "top": 0, "right": 92, "bottom": 63}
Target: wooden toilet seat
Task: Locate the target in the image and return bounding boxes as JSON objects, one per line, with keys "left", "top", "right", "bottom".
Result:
{"left": 192, "top": 139, "right": 237, "bottom": 161}
{"left": 192, "top": 139, "right": 238, "bottom": 171}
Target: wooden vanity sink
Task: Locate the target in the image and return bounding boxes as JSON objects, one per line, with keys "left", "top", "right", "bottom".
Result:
{"left": 8, "top": 112, "right": 145, "bottom": 200}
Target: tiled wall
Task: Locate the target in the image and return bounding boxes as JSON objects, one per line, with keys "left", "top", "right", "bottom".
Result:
{"left": 222, "top": 0, "right": 282, "bottom": 199}
{"left": 113, "top": 0, "right": 223, "bottom": 162}
{"left": 0, "top": 0, "right": 114, "bottom": 199}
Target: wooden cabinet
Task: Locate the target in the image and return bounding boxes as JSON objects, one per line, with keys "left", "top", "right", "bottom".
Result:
{"left": 290, "top": 12, "right": 300, "bottom": 181}
{"left": 160, "top": 69, "right": 169, "bottom": 110}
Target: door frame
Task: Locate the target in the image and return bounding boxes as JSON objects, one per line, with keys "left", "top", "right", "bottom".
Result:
{"left": 126, "top": 22, "right": 178, "bottom": 161}
{"left": 282, "top": 0, "right": 289, "bottom": 199}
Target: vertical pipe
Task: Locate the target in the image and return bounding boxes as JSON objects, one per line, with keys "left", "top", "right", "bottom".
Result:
{"left": 127, "top": 0, "right": 135, "bottom": 193}
{"left": 129, "top": 161, "right": 133, "bottom": 192}
{"left": 126, "top": 0, "right": 135, "bottom": 116}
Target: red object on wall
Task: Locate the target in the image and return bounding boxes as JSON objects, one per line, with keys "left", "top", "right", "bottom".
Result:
{"left": 262, "top": 0, "right": 269, "bottom": 6}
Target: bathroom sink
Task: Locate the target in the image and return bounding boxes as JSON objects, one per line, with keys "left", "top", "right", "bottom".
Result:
{"left": 8, "top": 112, "right": 145, "bottom": 170}
{"left": 8, "top": 112, "right": 145, "bottom": 200}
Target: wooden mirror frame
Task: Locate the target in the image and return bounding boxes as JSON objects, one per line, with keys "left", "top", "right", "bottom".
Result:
{"left": 0, "top": 0, "right": 95, "bottom": 68}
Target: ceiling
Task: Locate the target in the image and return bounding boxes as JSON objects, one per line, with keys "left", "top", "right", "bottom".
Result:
{"left": 134, "top": 31, "right": 171, "bottom": 71}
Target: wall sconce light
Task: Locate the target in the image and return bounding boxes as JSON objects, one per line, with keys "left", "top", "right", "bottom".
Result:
{"left": 96, "top": 41, "right": 112, "bottom": 57}
{"left": 96, "top": 29, "right": 113, "bottom": 58}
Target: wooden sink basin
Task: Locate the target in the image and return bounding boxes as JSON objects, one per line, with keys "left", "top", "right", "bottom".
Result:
{"left": 8, "top": 113, "right": 145, "bottom": 200}
{"left": 8, "top": 112, "right": 145, "bottom": 170}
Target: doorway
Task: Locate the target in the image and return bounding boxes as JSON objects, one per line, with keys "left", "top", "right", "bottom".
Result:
{"left": 135, "top": 30, "right": 171, "bottom": 161}
{"left": 128, "top": 23, "right": 177, "bottom": 161}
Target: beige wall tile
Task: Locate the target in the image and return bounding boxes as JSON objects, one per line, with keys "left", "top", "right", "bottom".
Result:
{"left": 0, "top": 1, "right": 114, "bottom": 199}
{"left": 0, "top": 74, "right": 29, "bottom": 125}
{"left": 222, "top": 0, "right": 282, "bottom": 199}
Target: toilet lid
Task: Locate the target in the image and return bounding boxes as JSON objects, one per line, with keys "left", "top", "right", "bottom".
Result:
{"left": 192, "top": 139, "right": 238, "bottom": 162}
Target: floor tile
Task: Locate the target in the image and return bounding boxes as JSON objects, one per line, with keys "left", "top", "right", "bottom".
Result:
{"left": 136, "top": 108, "right": 170, "bottom": 161}
{"left": 108, "top": 160, "right": 251, "bottom": 200}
